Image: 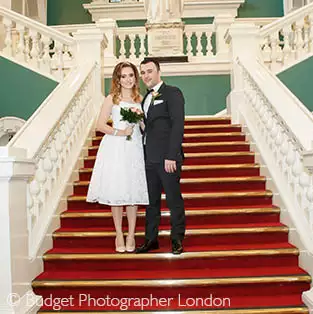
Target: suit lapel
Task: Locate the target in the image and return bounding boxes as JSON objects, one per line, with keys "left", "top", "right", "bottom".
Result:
{"left": 141, "top": 91, "right": 150, "bottom": 122}
{"left": 147, "top": 83, "right": 166, "bottom": 120}
{"left": 141, "top": 92, "right": 149, "bottom": 111}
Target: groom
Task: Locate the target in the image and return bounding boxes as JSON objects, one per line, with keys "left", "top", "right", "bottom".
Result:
{"left": 136, "top": 58, "right": 185, "bottom": 255}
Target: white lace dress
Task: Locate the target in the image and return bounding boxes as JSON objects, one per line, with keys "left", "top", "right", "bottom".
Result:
{"left": 86, "top": 101, "right": 149, "bottom": 206}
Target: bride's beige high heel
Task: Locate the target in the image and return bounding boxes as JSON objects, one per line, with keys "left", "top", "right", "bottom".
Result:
{"left": 115, "top": 233, "right": 126, "bottom": 253}
{"left": 126, "top": 235, "right": 135, "bottom": 252}
{"left": 126, "top": 205, "right": 137, "bottom": 252}
{"left": 111, "top": 206, "right": 125, "bottom": 253}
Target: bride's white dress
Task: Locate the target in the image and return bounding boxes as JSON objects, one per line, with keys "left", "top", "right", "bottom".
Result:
{"left": 86, "top": 101, "right": 149, "bottom": 206}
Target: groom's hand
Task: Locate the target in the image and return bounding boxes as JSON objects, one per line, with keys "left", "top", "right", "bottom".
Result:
{"left": 165, "top": 159, "right": 177, "bottom": 173}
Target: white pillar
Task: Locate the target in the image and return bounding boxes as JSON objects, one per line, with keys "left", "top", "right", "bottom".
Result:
{"left": 225, "top": 23, "right": 259, "bottom": 123}
{"left": 213, "top": 14, "right": 234, "bottom": 59}
{"left": 0, "top": 147, "right": 35, "bottom": 313}
{"left": 73, "top": 27, "right": 107, "bottom": 96}
{"left": 73, "top": 28, "right": 105, "bottom": 65}
{"left": 96, "top": 18, "right": 118, "bottom": 66}
{"left": 226, "top": 23, "right": 259, "bottom": 63}
{"left": 37, "top": 0, "right": 47, "bottom": 24}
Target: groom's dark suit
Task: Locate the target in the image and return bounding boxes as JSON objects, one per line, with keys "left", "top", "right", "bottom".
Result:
{"left": 142, "top": 82, "right": 185, "bottom": 242}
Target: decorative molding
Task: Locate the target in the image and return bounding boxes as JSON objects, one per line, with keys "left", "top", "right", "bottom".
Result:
{"left": 183, "top": 0, "right": 245, "bottom": 18}
{"left": 0, "top": 116, "right": 26, "bottom": 144}
{"left": 236, "top": 17, "right": 279, "bottom": 27}
{"left": 83, "top": 0, "right": 245, "bottom": 22}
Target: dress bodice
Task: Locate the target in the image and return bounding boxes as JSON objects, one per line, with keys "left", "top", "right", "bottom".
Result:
{"left": 111, "top": 101, "right": 142, "bottom": 140}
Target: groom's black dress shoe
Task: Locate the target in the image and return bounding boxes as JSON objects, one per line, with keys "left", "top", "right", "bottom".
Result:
{"left": 135, "top": 240, "right": 159, "bottom": 254}
{"left": 172, "top": 239, "right": 183, "bottom": 255}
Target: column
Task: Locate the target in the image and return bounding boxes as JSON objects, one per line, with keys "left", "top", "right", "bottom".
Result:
{"left": 225, "top": 23, "right": 259, "bottom": 122}
{"left": 0, "top": 147, "right": 35, "bottom": 313}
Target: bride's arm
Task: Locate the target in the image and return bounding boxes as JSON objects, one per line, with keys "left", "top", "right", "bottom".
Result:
{"left": 139, "top": 120, "right": 145, "bottom": 131}
{"left": 139, "top": 95, "right": 145, "bottom": 131}
{"left": 96, "top": 95, "right": 132, "bottom": 137}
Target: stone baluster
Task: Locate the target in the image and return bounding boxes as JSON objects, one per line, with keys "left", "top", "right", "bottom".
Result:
{"left": 185, "top": 31, "right": 192, "bottom": 58}
{"left": 129, "top": 33, "right": 136, "bottom": 59}
{"left": 282, "top": 26, "right": 292, "bottom": 66}
{"left": 294, "top": 18, "right": 305, "bottom": 59}
{"left": 206, "top": 31, "right": 213, "bottom": 57}
{"left": 139, "top": 33, "right": 146, "bottom": 58}
{"left": 118, "top": 33, "right": 126, "bottom": 60}
{"left": 195, "top": 31, "right": 203, "bottom": 57}
{"left": 3, "top": 17, "right": 13, "bottom": 56}
{"left": 29, "top": 30, "right": 40, "bottom": 69}
{"left": 15, "top": 23, "right": 26, "bottom": 62}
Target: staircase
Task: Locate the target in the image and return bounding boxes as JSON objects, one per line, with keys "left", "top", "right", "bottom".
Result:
{"left": 32, "top": 116, "right": 310, "bottom": 313}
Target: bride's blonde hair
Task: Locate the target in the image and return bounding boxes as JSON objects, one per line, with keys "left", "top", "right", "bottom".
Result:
{"left": 110, "top": 62, "right": 141, "bottom": 105}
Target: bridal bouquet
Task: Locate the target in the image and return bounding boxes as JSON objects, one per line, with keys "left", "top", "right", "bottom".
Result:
{"left": 120, "top": 107, "right": 144, "bottom": 140}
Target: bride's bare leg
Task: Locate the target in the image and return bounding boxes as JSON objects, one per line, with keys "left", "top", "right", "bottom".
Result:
{"left": 126, "top": 205, "right": 137, "bottom": 252}
{"left": 111, "top": 206, "right": 125, "bottom": 252}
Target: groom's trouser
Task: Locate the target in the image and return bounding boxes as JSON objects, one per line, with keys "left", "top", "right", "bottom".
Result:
{"left": 145, "top": 161, "right": 185, "bottom": 241}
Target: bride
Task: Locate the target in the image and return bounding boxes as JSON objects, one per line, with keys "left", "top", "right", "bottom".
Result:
{"left": 86, "top": 61, "right": 149, "bottom": 253}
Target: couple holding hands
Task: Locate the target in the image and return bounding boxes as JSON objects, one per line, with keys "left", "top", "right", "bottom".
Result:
{"left": 87, "top": 58, "right": 185, "bottom": 255}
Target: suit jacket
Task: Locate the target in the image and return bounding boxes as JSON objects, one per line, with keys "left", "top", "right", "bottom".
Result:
{"left": 142, "top": 82, "right": 185, "bottom": 163}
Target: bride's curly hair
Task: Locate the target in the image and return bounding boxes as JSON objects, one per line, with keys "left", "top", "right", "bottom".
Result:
{"left": 110, "top": 62, "right": 141, "bottom": 105}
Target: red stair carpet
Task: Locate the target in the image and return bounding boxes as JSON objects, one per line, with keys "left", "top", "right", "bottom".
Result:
{"left": 33, "top": 116, "right": 311, "bottom": 314}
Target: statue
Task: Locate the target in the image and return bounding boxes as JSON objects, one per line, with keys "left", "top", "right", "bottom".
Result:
{"left": 144, "top": 0, "right": 186, "bottom": 60}
{"left": 144, "top": 0, "right": 184, "bottom": 24}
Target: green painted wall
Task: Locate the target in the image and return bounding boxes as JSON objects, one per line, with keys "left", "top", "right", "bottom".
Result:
{"left": 277, "top": 56, "right": 313, "bottom": 111}
{"left": 0, "top": 57, "right": 58, "bottom": 120}
{"left": 47, "top": 0, "right": 284, "bottom": 26}
{"left": 47, "top": 0, "right": 92, "bottom": 25}
{"left": 238, "top": 0, "right": 284, "bottom": 18}
{"left": 118, "top": 17, "right": 214, "bottom": 27}
{"left": 105, "top": 75, "right": 230, "bottom": 115}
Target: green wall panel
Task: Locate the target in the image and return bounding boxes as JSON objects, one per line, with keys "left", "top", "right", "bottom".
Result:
{"left": 104, "top": 75, "right": 230, "bottom": 115}
{"left": 0, "top": 57, "right": 58, "bottom": 120}
{"left": 117, "top": 20, "right": 145, "bottom": 27}
{"left": 238, "top": 0, "right": 284, "bottom": 18}
{"left": 46, "top": 1, "right": 215, "bottom": 27}
{"left": 117, "top": 17, "right": 214, "bottom": 27}
{"left": 277, "top": 56, "right": 313, "bottom": 111}
{"left": 47, "top": 0, "right": 92, "bottom": 25}
{"left": 47, "top": 0, "right": 284, "bottom": 26}
{"left": 183, "top": 17, "right": 214, "bottom": 24}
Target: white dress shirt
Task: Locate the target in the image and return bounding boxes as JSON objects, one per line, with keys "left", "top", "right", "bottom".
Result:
{"left": 143, "top": 81, "right": 163, "bottom": 117}
{"left": 143, "top": 81, "right": 163, "bottom": 144}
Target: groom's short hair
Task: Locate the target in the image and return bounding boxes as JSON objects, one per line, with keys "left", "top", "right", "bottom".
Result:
{"left": 140, "top": 58, "right": 160, "bottom": 71}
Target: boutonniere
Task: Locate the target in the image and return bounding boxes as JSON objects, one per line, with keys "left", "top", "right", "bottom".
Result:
{"left": 151, "top": 91, "right": 162, "bottom": 102}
